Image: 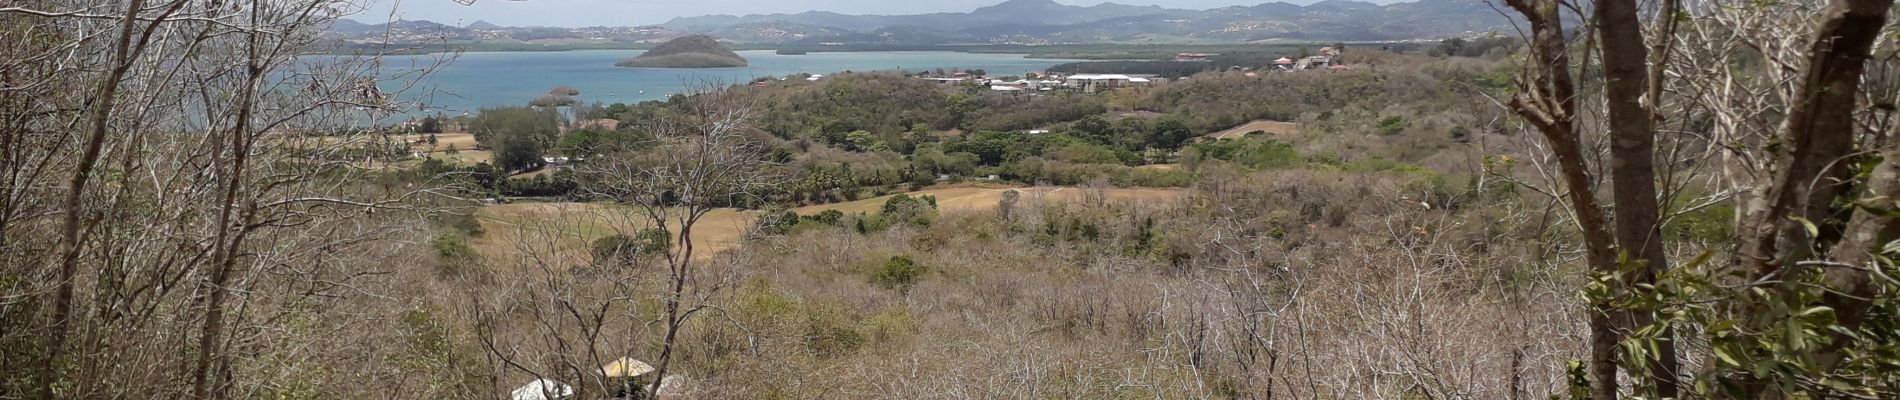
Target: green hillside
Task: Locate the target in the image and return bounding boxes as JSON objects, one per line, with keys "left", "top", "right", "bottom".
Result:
{"left": 615, "top": 34, "right": 747, "bottom": 68}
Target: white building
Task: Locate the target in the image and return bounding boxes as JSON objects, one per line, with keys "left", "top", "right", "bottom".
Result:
{"left": 1065, "top": 74, "right": 1153, "bottom": 93}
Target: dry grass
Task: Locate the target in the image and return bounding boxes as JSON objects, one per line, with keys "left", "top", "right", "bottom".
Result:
{"left": 401, "top": 132, "right": 480, "bottom": 151}
{"left": 472, "top": 186, "right": 1186, "bottom": 264}
{"left": 674, "top": 174, "right": 1580, "bottom": 399}
{"left": 1135, "top": 163, "right": 1181, "bottom": 171}
{"left": 1206, "top": 120, "right": 1301, "bottom": 139}
{"left": 473, "top": 203, "right": 760, "bottom": 265}
{"left": 276, "top": 131, "right": 492, "bottom": 169}
{"left": 428, "top": 150, "right": 494, "bottom": 165}
{"left": 405, "top": 132, "right": 492, "bottom": 165}
{"left": 790, "top": 186, "right": 1183, "bottom": 215}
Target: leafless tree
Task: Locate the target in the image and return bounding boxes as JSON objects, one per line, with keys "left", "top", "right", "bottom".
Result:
{"left": 577, "top": 82, "right": 783, "bottom": 395}
{"left": 1, "top": 0, "right": 461, "bottom": 397}
{"left": 1498, "top": 0, "right": 1899, "bottom": 396}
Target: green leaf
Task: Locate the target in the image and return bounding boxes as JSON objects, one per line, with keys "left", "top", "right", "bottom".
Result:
{"left": 1711, "top": 320, "right": 1736, "bottom": 333}
{"left": 1787, "top": 318, "right": 1806, "bottom": 351}
{"left": 1715, "top": 346, "right": 1742, "bottom": 367}
{"left": 1793, "top": 216, "right": 1819, "bottom": 238}
{"left": 1685, "top": 250, "right": 1716, "bottom": 269}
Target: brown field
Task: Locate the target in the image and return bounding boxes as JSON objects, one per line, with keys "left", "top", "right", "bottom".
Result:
{"left": 401, "top": 132, "right": 481, "bottom": 150}
{"left": 1207, "top": 120, "right": 1301, "bottom": 139}
{"left": 799, "top": 186, "right": 1184, "bottom": 215}
{"left": 1136, "top": 163, "right": 1181, "bottom": 171}
{"left": 279, "top": 132, "right": 492, "bottom": 170}
{"left": 425, "top": 149, "right": 494, "bottom": 165}
{"left": 471, "top": 186, "right": 1185, "bottom": 263}
{"left": 403, "top": 132, "right": 492, "bottom": 165}
{"left": 473, "top": 202, "right": 761, "bottom": 265}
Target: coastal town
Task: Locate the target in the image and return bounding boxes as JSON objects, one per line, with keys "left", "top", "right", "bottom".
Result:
{"left": 776, "top": 47, "right": 1352, "bottom": 94}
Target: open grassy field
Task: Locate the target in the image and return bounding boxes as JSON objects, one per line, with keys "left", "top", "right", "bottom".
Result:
{"left": 473, "top": 202, "right": 762, "bottom": 265}
{"left": 1206, "top": 120, "right": 1301, "bottom": 139}
{"left": 471, "top": 186, "right": 1186, "bottom": 264}
{"left": 280, "top": 131, "right": 493, "bottom": 171}
{"left": 798, "top": 186, "right": 1184, "bottom": 215}
{"left": 400, "top": 132, "right": 493, "bottom": 165}
{"left": 402, "top": 132, "right": 480, "bottom": 149}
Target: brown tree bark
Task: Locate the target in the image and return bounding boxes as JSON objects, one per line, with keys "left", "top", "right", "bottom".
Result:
{"left": 37, "top": 0, "right": 159, "bottom": 396}
{"left": 1595, "top": 0, "right": 1679, "bottom": 396}
{"left": 1741, "top": 0, "right": 1892, "bottom": 278}
{"left": 1821, "top": 145, "right": 1898, "bottom": 366}
{"left": 191, "top": 9, "right": 268, "bottom": 396}
{"left": 1500, "top": 0, "right": 1621, "bottom": 398}
{"left": 645, "top": 222, "right": 693, "bottom": 397}
{"left": 1725, "top": 0, "right": 1893, "bottom": 395}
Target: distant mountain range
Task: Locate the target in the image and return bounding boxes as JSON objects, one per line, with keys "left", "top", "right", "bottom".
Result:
{"left": 329, "top": 0, "right": 1513, "bottom": 46}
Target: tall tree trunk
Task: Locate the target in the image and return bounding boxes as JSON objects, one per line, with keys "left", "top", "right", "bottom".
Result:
{"left": 1821, "top": 145, "right": 1898, "bottom": 365}
{"left": 190, "top": 23, "right": 266, "bottom": 399}
{"left": 1595, "top": 0, "right": 1679, "bottom": 396}
{"left": 1741, "top": 0, "right": 1891, "bottom": 277}
{"left": 37, "top": 0, "right": 149, "bottom": 396}
{"left": 646, "top": 222, "right": 695, "bottom": 397}
{"left": 1501, "top": 0, "right": 1621, "bottom": 398}
{"left": 1725, "top": 0, "right": 1893, "bottom": 395}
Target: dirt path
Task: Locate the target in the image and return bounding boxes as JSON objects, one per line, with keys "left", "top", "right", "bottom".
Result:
{"left": 1206, "top": 120, "right": 1300, "bottom": 140}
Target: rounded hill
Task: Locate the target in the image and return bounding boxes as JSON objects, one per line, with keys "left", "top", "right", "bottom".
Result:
{"left": 616, "top": 35, "right": 748, "bottom": 68}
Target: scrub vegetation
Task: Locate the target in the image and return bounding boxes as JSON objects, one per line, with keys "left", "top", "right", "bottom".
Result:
{"left": 4, "top": 1, "right": 1900, "bottom": 399}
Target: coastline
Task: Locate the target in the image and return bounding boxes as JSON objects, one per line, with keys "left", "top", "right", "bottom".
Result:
{"left": 315, "top": 42, "right": 1367, "bottom": 59}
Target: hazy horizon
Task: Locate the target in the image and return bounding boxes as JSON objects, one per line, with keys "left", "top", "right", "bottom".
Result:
{"left": 358, "top": 0, "right": 1414, "bottom": 28}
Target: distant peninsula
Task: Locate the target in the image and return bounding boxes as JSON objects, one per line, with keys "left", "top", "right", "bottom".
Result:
{"left": 616, "top": 35, "right": 747, "bottom": 68}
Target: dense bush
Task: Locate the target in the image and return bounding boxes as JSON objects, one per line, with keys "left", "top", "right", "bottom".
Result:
{"left": 1184, "top": 137, "right": 1304, "bottom": 169}
{"left": 879, "top": 194, "right": 937, "bottom": 225}
{"left": 1047, "top": 60, "right": 1216, "bottom": 78}
{"left": 590, "top": 228, "right": 671, "bottom": 265}
{"left": 468, "top": 106, "right": 559, "bottom": 147}
{"left": 429, "top": 233, "right": 480, "bottom": 276}
{"left": 469, "top": 106, "right": 560, "bottom": 171}
{"left": 872, "top": 255, "right": 927, "bottom": 292}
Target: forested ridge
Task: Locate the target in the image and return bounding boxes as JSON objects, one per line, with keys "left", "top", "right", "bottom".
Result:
{"left": 616, "top": 34, "right": 748, "bottom": 68}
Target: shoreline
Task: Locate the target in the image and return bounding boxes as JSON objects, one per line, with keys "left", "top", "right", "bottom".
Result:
{"left": 314, "top": 41, "right": 1369, "bottom": 59}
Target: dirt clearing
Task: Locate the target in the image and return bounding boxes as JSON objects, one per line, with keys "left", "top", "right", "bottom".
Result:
{"left": 1206, "top": 120, "right": 1300, "bottom": 140}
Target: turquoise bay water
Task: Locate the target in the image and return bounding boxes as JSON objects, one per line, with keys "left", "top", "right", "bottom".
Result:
{"left": 378, "top": 50, "right": 1076, "bottom": 114}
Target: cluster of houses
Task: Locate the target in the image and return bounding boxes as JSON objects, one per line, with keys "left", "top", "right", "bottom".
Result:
{"left": 918, "top": 72, "right": 1159, "bottom": 94}
{"left": 1177, "top": 48, "right": 1348, "bottom": 71}
{"left": 902, "top": 47, "right": 1348, "bottom": 94}
{"left": 1273, "top": 46, "right": 1347, "bottom": 70}
{"left": 760, "top": 46, "right": 1349, "bottom": 96}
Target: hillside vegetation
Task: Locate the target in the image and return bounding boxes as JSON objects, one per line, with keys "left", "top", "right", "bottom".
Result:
{"left": 616, "top": 34, "right": 748, "bottom": 68}
{"left": 9, "top": 1, "right": 1900, "bottom": 399}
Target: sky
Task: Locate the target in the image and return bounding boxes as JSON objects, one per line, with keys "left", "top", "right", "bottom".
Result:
{"left": 356, "top": 0, "right": 1379, "bottom": 28}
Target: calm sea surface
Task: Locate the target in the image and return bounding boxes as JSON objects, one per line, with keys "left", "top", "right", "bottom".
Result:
{"left": 369, "top": 50, "right": 1077, "bottom": 114}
